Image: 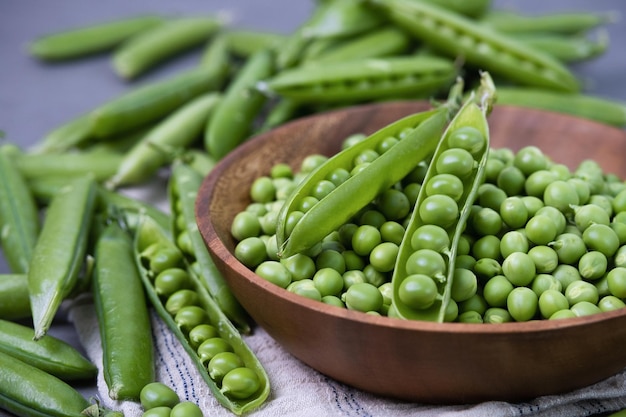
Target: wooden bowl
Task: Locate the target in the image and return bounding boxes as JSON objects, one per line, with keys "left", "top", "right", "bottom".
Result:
{"left": 196, "top": 101, "right": 626, "bottom": 404}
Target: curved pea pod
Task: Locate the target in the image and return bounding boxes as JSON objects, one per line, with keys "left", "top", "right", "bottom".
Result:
{"left": 93, "top": 221, "right": 154, "bottom": 401}
{"left": 28, "top": 176, "right": 97, "bottom": 340}
{"left": 205, "top": 49, "right": 275, "bottom": 159}
{"left": 391, "top": 78, "right": 494, "bottom": 322}
{"left": 514, "top": 31, "right": 609, "bottom": 63}
{"left": 277, "top": 93, "right": 462, "bottom": 257}
{"left": 134, "top": 215, "right": 270, "bottom": 415}
{"left": 0, "top": 274, "right": 30, "bottom": 320}
{"left": 0, "top": 318, "right": 96, "bottom": 381}
{"left": 0, "top": 144, "right": 40, "bottom": 273}
{"left": 107, "top": 91, "right": 222, "bottom": 188}
{"left": 223, "top": 29, "right": 286, "bottom": 58}
{"left": 480, "top": 9, "right": 618, "bottom": 35}
{"left": 304, "top": 26, "right": 413, "bottom": 64}
{"left": 0, "top": 350, "right": 121, "bottom": 417}
{"left": 112, "top": 16, "right": 223, "bottom": 79}
{"left": 368, "top": 0, "right": 581, "bottom": 92}
{"left": 495, "top": 87, "right": 626, "bottom": 128}
{"left": 168, "top": 160, "right": 252, "bottom": 334}
{"left": 260, "top": 55, "right": 457, "bottom": 104}
{"left": 28, "top": 14, "right": 165, "bottom": 61}
{"left": 89, "top": 64, "right": 227, "bottom": 138}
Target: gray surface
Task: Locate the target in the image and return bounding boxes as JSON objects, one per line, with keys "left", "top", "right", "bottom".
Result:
{"left": 0, "top": 1, "right": 625, "bottom": 416}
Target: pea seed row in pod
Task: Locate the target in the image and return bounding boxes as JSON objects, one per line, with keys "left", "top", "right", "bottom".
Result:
{"left": 134, "top": 215, "right": 270, "bottom": 415}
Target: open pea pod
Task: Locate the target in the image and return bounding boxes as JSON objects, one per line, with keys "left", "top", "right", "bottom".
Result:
{"left": 133, "top": 215, "right": 269, "bottom": 415}
{"left": 277, "top": 81, "right": 465, "bottom": 258}
{"left": 391, "top": 74, "right": 494, "bottom": 322}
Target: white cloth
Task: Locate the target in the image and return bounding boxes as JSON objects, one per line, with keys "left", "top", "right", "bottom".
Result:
{"left": 69, "top": 301, "right": 626, "bottom": 417}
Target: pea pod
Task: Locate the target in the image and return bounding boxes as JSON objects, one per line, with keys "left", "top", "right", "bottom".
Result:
{"left": 89, "top": 64, "right": 227, "bottom": 138}
{"left": 0, "top": 274, "right": 30, "bottom": 320}
{"left": 0, "top": 318, "right": 96, "bottom": 381}
{"left": 0, "top": 144, "right": 40, "bottom": 273}
{"left": 93, "top": 220, "right": 154, "bottom": 401}
{"left": 277, "top": 81, "right": 464, "bottom": 257}
{"left": 107, "top": 91, "right": 222, "bottom": 188}
{"left": 205, "top": 49, "right": 275, "bottom": 159}
{"left": 480, "top": 9, "right": 617, "bottom": 35}
{"left": 495, "top": 87, "right": 626, "bottom": 128}
{"left": 28, "top": 176, "right": 97, "bottom": 339}
{"left": 261, "top": 55, "right": 457, "bottom": 104}
{"left": 514, "top": 31, "right": 609, "bottom": 63}
{"left": 134, "top": 215, "right": 270, "bottom": 415}
{"left": 368, "top": 0, "right": 581, "bottom": 92}
{"left": 391, "top": 75, "right": 494, "bottom": 322}
{"left": 28, "top": 15, "right": 165, "bottom": 61}
{"left": 112, "top": 16, "right": 223, "bottom": 79}
{"left": 422, "top": 0, "right": 493, "bottom": 19}
{"left": 168, "top": 160, "right": 252, "bottom": 334}
{"left": 223, "top": 29, "right": 285, "bottom": 59}
{"left": 0, "top": 351, "right": 121, "bottom": 417}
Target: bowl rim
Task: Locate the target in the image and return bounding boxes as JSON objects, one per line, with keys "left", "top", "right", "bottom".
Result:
{"left": 196, "top": 100, "right": 626, "bottom": 337}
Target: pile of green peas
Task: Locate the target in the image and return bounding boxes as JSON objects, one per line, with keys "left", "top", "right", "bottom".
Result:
{"left": 232, "top": 133, "right": 626, "bottom": 323}
{"left": 140, "top": 234, "right": 262, "bottom": 401}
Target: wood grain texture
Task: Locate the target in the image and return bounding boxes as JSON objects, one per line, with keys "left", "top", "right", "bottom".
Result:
{"left": 196, "top": 101, "right": 626, "bottom": 404}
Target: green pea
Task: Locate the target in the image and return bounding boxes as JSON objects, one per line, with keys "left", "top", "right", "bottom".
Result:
{"left": 342, "top": 282, "right": 384, "bottom": 313}
{"left": 359, "top": 209, "right": 386, "bottom": 229}
{"left": 525, "top": 215, "right": 558, "bottom": 245}
{"left": 531, "top": 273, "right": 562, "bottom": 297}
{"left": 567, "top": 178, "right": 591, "bottom": 205}
{"left": 322, "top": 295, "right": 346, "bottom": 308}
{"left": 478, "top": 183, "right": 507, "bottom": 211}
{"left": 377, "top": 189, "right": 410, "bottom": 220}
{"left": 521, "top": 195, "right": 544, "bottom": 217}
{"left": 149, "top": 246, "right": 184, "bottom": 274}
{"left": 174, "top": 305, "right": 208, "bottom": 334}
{"left": 446, "top": 126, "right": 485, "bottom": 155}
{"left": 514, "top": 146, "right": 548, "bottom": 175}
{"left": 578, "top": 251, "right": 608, "bottom": 280}
{"left": 528, "top": 245, "right": 558, "bottom": 273}
{"left": 551, "top": 233, "right": 587, "bottom": 264}
{"left": 543, "top": 180, "right": 579, "bottom": 213}
{"left": 472, "top": 235, "right": 501, "bottom": 260}
{"left": 397, "top": 274, "right": 439, "bottom": 310}
{"left": 497, "top": 165, "right": 526, "bottom": 196}
{"left": 155, "top": 268, "right": 191, "bottom": 298}
{"left": 418, "top": 194, "right": 459, "bottom": 228}
{"left": 524, "top": 170, "right": 558, "bottom": 198}
{"left": 250, "top": 176, "right": 276, "bottom": 203}
{"left": 235, "top": 237, "right": 268, "bottom": 268}
{"left": 574, "top": 204, "right": 611, "bottom": 231}
{"left": 188, "top": 323, "right": 219, "bottom": 350}
{"left": 538, "top": 289, "right": 569, "bottom": 319}
{"left": 502, "top": 252, "right": 536, "bottom": 286}
{"left": 436, "top": 148, "right": 476, "bottom": 178}
{"left": 351, "top": 224, "right": 382, "bottom": 256}
{"left": 598, "top": 295, "right": 626, "bottom": 312}
{"left": 470, "top": 207, "right": 502, "bottom": 236}
{"left": 280, "top": 253, "right": 316, "bottom": 281}
{"left": 405, "top": 248, "right": 446, "bottom": 279}
{"left": 500, "top": 231, "right": 529, "bottom": 259}
{"left": 410, "top": 224, "right": 450, "bottom": 252}
{"left": 457, "top": 311, "right": 483, "bottom": 323}
{"left": 255, "top": 261, "right": 292, "bottom": 288}
{"left": 570, "top": 301, "right": 602, "bottom": 317}
{"left": 484, "top": 307, "right": 513, "bottom": 323}
{"left": 342, "top": 270, "right": 366, "bottom": 290}
{"left": 164, "top": 289, "right": 199, "bottom": 316}
{"left": 208, "top": 351, "right": 245, "bottom": 383}
{"left": 197, "top": 337, "right": 233, "bottom": 364}
{"left": 312, "top": 268, "right": 344, "bottom": 297}
{"left": 424, "top": 173, "right": 464, "bottom": 201}
{"left": 287, "top": 279, "right": 322, "bottom": 301}
{"left": 380, "top": 221, "right": 405, "bottom": 246}
{"left": 507, "top": 287, "right": 538, "bottom": 322}
{"left": 171, "top": 401, "right": 203, "bottom": 417}
{"left": 221, "top": 367, "right": 261, "bottom": 400}
{"left": 484, "top": 157, "right": 505, "bottom": 183}
{"left": 565, "top": 280, "right": 599, "bottom": 305}
{"left": 499, "top": 196, "right": 528, "bottom": 229}
{"left": 549, "top": 309, "right": 577, "bottom": 320}
{"left": 342, "top": 250, "right": 366, "bottom": 271}
{"left": 583, "top": 223, "right": 620, "bottom": 257}
{"left": 231, "top": 211, "right": 261, "bottom": 241}
{"left": 140, "top": 382, "right": 180, "bottom": 409}
{"left": 483, "top": 275, "right": 513, "bottom": 307}
{"left": 607, "top": 267, "right": 626, "bottom": 298}
{"left": 552, "top": 264, "right": 582, "bottom": 291}
{"left": 315, "top": 249, "right": 346, "bottom": 274}
{"left": 458, "top": 293, "right": 488, "bottom": 315}
{"left": 473, "top": 258, "right": 502, "bottom": 281}
{"left": 326, "top": 167, "right": 351, "bottom": 187}
{"left": 450, "top": 268, "right": 477, "bottom": 302}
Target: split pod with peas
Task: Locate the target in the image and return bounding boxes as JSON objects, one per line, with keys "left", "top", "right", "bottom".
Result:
{"left": 134, "top": 214, "right": 269, "bottom": 415}
{"left": 391, "top": 74, "right": 494, "bottom": 322}
{"left": 276, "top": 78, "right": 465, "bottom": 258}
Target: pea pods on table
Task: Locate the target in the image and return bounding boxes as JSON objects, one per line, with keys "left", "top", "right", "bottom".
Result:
{"left": 0, "top": 318, "right": 96, "bottom": 381}
{"left": 391, "top": 76, "right": 494, "bottom": 322}
{"left": 93, "top": 220, "right": 154, "bottom": 401}
{"left": 276, "top": 80, "right": 464, "bottom": 257}
{"left": 28, "top": 14, "right": 165, "bottom": 61}
{"left": 0, "top": 144, "right": 40, "bottom": 274}
{"left": 28, "top": 176, "right": 97, "bottom": 340}
{"left": 260, "top": 55, "right": 457, "bottom": 104}
{"left": 168, "top": 160, "right": 252, "bottom": 334}
{"left": 367, "top": 0, "right": 581, "bottom": 92}
{"left": 133, "top": 215, "right": 269, "bottom": 415}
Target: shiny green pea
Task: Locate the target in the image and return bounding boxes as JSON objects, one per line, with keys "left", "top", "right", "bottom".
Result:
{"left": 551, "top": 233, "right": 587, "bottom": 264}
{"left": 502, "top": 252, "right": 536, "bottom": 286}
{"left": 140, "top": 382, "right": 180, "bottom": 409}
{"left": 578, "top": 251, "right": 607, "bottom": 280}
{"left": 351, "top": 225, "right": 382, "bottom": 256}
{"left": 484, "top": 307, "right": 513, "bottom": 323}
{"left": 472, "top": 235, "right": 501, "bottom": 260}
{"left": 250, "top": 176, "right": 276, "bottom": 203}
{"left": 171, "top": 402, "right": 203, "bottom": 417}
{"left": 531, "top": 273, "right": 562, "bottom": 297}
{"left": 380, "top": 221, "right": 405, "bottom": 246}
{"left": 507, "top": 287, "right": 538, "bottom": 322}
{"left": 583, "top": 223, "right": 620, "bottom": 257}
{"left": 574, "top": 204, "right": 611, "bottom": 231}
{"left": 538, "top": 289, "right": 569, "bottom": 319}
{"left": 525, "top": 215, "right": 558, "bottom": 245}
{"left": 565, "top": 280, "right": 599, "bottom": 305}
{"left": 470, "top": 207, "right": 502, "bottom": 236}
{"left": 521, "top": 195, "right": 544, "bottom": 216}
{"left": 322, "top": 295, "right": 346, "bottom": 308}
{"left": 342, "top": 270, "right": 366, "bottom": 290}
{"left": 528, "top": 245, "right": 558, "bottom": 273}
{"left": 315, "top": 249, "right": 346, "bottom": 273}
{"left": 369, "top": 242, "right": 399, "bottom": 273}
{"left": 599, "top": 295, "right": 626, "bottom": 312}
{"left": 435, "top": 148, "right": 475, "bottom": 178}
{"left": 188, "top": 323, "right": 219, "bottom": 350}
{"left": 255, "top": 261, "right": 292, "bottom": 288}
{"left": 424, "top": 173, "right": 464, "bottom": 201}
{"left": 397, "top": 274, "right": 439, "bottom": 310}
{"left": 524, "top": 170, "right": 558, "bottom": 198}
{"left": 221, "top": 367, "right": 261, "bottom": 400}
{"left": 483, "top": 275, "right": 513, "bottom": 307}
{"left": 543, "top": 180, "right": 579, "bottom": 213}
{"left": 473, "top": 257, "right": 502, "bottom": 280}
{"left": 450, "top": 268, "right": 477, "bottom": 302}
{"left": 418, "top": 194, "right": 459, "bottom": 229}
{"left": 570, "top": 301, "right": 602, "bottom": 317}
{"left": 410, "top": 224, "right": 450, "bottom": 252}
{"left": 326, "top": 167, "right": 351, "bottom": 187}
{"left": 377, "top": 189, "right": 410, "bottom": 220}
{"left": 478, "top": 183, "right": 507, "bottom": 211}
{"left": 497, "top": 165, "right": 526, "bottom": 196}
{"left": 405, "top": 248, "right": 446, "bottom": 279}
{"left": 549, "top": 309, "right": 577, "bottom": 320}
{"left": 499, "top": 196, "right": 528, "bottom": 229}
{"left": 149, "top": 246, "right": 184, "bottom": 274}
{"left": 458, "top": 293, "right": 488, "bottom": 315}
{"left": 513, "top": 145, "right": 548, "bottom": 175}
{"left": 164, "top": 289, "right": 199, "bottom": 316}
{"left": 359, "top": 209, "right": 386, "bottom": 228}
{"left": 155, "top": 268, "right": 191, "bottom": 298}
{"left": 342, "top": 282, "right": 383, "bottom": 312}
{"left": 607, "top": 267, "right": 626, "bottom": 298}
{"left": 446, "top": 126, "right": 485, "bottom": 155}
{"left": 197, "top": 337, "right": 233, "bottom": 364}
{"left": 499, "top": 231, "right": 529, "bottom": 259}
{"left": 457, "top": 311, "right": 483, "bottom": 323}
{"left": 174, "top": 305, "right": 208, "bottom": 334}
{"left": 235, "top": 237, "right": 268, "bottom": 268}
{"left": 208, "top": 351, "right": 245, "bottom": 383}
{"left": 287, "top": 279, "right": 322, "bottom": 301}
{"left": 280, "top": 253, "right": 316, "bottom": 281}
{"left": 312, "top": 268, "right": 344, "bottom": 297}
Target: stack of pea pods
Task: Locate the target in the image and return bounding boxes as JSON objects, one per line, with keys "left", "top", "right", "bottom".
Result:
{"left": 0, "top": 0, "right": 624, "bottom": 416}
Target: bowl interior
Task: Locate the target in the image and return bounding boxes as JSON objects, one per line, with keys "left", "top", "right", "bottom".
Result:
{"left": 197, "top": 101, "right": 626, "bottom": 403}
